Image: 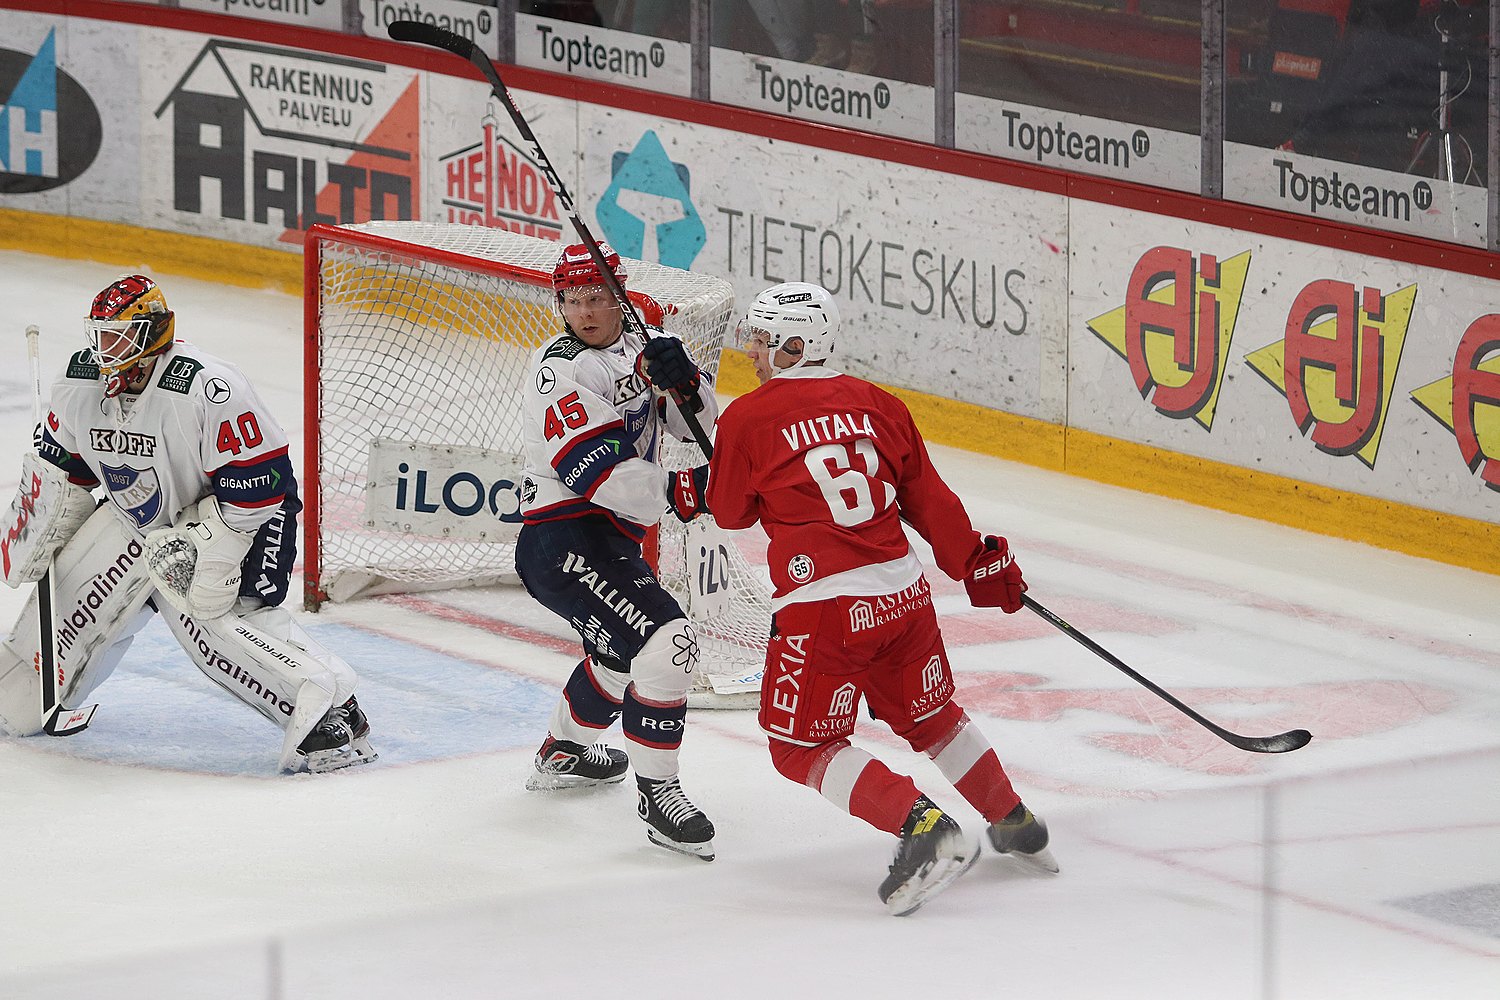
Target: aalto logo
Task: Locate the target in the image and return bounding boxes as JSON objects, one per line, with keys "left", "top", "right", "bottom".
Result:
{"left": 0, "top": 29, "right": 102, "bottom": 193}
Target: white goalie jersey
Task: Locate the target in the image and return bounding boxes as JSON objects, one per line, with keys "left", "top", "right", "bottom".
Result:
{"left": 519, "top": 328, "right": 717, "bottom": 540}
{"left": 40, "top": 341, "right": 298, "bottom": 539}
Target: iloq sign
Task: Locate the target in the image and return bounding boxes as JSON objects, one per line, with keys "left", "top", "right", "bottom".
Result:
{"left": 365, "top": 439, "right": 524, "bottom": 541}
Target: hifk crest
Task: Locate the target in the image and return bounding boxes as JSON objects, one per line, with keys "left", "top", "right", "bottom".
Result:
{"left": 100, "top": 463, "right": 163, "bottom": 528}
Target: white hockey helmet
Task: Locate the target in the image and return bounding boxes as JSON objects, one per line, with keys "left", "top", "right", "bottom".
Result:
{"left": 735, "top": 282, "right": 840, "bottom": 370}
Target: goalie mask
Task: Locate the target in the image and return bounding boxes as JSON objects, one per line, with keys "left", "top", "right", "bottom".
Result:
{"left": 86, "top": 274, "right": 175, "bottom": 395}
{"left": 736, "top": 282, "right": 840, "bottom": 371}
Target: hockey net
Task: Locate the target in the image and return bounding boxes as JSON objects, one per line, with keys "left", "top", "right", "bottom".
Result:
{"left": 304, "top": 221, "right": 769, "bottom": 706}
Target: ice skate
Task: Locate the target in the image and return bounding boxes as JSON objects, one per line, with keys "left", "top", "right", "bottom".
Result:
{"left": 877, "top": 796, "right": 979, "bottom": 916}
{"left": 987, "top": 802, "right": 1059, "bottom": 874}
{"left": 526, "top": 735, "right": 628, "bottom": 791}
{"left": 637, "top": 775, "right": 715, "bottom": 861}
{"left": 293, "top": 696, "right": 378, "bottom": 774}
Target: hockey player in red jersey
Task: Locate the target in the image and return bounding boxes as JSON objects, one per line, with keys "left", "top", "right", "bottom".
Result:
{"left": 697, "top": 281, "right": 1057, "bottom": 915}
{"left": 515, "top": 242, "right": 718, "bottom": 860}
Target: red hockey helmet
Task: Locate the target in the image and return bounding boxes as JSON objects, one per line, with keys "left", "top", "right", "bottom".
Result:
{"left": 552, "top": 242, "right": 627, "bottom": 297}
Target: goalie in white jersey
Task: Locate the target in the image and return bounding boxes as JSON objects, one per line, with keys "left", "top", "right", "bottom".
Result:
{"left": 0, "top": 274, "right": 376, "bottom": 773}
{"left": 515, "top": 242, "right": 720, "bottom": 860}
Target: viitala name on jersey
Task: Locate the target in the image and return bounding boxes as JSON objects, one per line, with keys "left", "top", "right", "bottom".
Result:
{"left": 1001, "top": 110, "right": 1145, "bottom": 168}
{"left": 1273, "top": 159, "right": 1429, "bottom": 221}
{"left": 753, "top": 64, "right": 890, "bottom": 120}
{"left": 531, "top": 23, "right": 666, "bottom": 77}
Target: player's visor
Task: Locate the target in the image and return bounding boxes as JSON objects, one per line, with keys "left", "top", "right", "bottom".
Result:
{"left": 85, "top": 317, "right": 154, "bottom": 374}
{"left": 735, "top": 319, "right": 776, "bottom": 352}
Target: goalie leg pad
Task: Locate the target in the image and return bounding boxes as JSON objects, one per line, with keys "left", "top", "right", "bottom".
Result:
{"left": 159, "top": 607, "right": 357, "bottom": 772}
{"left": 0, "top": 506, "right": 155, "bottom": 735}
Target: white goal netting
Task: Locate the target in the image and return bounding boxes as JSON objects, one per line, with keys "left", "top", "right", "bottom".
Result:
{"left": 304, "top": 222, "right": 769, "bottom": 705}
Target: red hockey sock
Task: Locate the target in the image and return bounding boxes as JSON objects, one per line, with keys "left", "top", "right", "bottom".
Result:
{"left": 770, "top": 738, "right": 919, "bottom": 835}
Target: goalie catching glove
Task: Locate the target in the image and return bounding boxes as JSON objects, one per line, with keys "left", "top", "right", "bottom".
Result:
{"left": 964, "top": 535, "right": 1026, "bottom": 614}
{"left": 2, "top": 452, "right": 97, "bottom": 586}
{"left": 668, "top": 465, "right": 710, "bottom": 523}
{"left": 145, "top": 496, "right": 256, "bottom": 620}
{"left": 637, "top": 336, "right": 703, "bottom": 413}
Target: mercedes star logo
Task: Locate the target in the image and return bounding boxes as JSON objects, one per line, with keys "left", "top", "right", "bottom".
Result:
{"left": 205, "top": 377, "right": 232, "bottom": 404}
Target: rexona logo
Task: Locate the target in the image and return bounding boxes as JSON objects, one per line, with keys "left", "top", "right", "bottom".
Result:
{"left": 753, "top": 63, "right": 890, "bottom": 120}
{"left": 0, "top": 29, "right": 102, "bottom": 193}
{"left": 1085, "top": 248, "right": 1250, "bottom": 430}
{"left": 1409, "top": 313, "right": 1500, "bottom": 491}
{"left": 596, "top": 130, "right": 705, "bottom": 269}
{"left": 440, "top": 111, "right": 562, "bottom": 238}
{"left": 154, "top": 41, "right": 420, "bottom": 241}
{"left": 1245, "top": 280, "right": 1416, "bottom": 468}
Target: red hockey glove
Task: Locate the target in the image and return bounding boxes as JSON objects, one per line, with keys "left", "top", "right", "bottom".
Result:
{"left": 668, "top": 465, "right": 711, "bottom": 522}
{"left": 965, "top": 535, "right": 1026, "bottom": 613}
{"left": 638, "top": 336, "right": 703, "bottom": 413}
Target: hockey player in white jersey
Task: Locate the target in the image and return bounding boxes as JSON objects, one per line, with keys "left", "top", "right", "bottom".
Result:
{"left": 0, "top": 274, "right": 376, "bottom": 773}
{"left": 515, "top": 242, "right": 719, "bottom": 860}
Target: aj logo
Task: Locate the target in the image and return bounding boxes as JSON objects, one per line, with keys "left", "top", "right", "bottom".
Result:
{"left": 1410, "top": 313, "right": 1500, "bottom": 491}
{"left": 1086, "top": 247, "right": 1250, "bottom": 430}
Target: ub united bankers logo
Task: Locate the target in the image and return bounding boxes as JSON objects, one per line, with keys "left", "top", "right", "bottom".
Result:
{"left": 100, "top": 463, "right": 163, "bottom": 529}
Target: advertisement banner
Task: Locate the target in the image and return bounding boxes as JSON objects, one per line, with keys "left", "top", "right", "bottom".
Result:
{"left": 365, "top": 438, "right": 524, "bottom": 541}
{"left": 1069, "top": 198, "right": 1500, "bottom": 520}
{"left": 141, "top": 33, "right": 422, "bottom": 250}
{"left": 710, "top": 48, "right": 933, "bottom": 143}
{"left": 570, "top": 106, "right": 1069, "bottom": 422}
{"left": 175, "top": 0, "right": 343, "bottom": 32}
{"left": 0, "top": 14, "right": 140, "bottom": 224}
{"left": 956, "top": 94, "right": 1200, "bottom": 193}
{"left": 513, "top": 14, "right": 690, "bottom": 97}
{"left": 1223, "top": 142, "right": 1488, "bottom": 249}
{"left": 356, "top": 0, "right": 501, "bottom": 56}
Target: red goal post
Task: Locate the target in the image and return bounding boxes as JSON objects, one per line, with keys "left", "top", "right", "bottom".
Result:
{"left": 302, "top": 222, "right": 769, "bottom": 705}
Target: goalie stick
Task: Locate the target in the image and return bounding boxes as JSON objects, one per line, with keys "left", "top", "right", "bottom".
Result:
{"left": 385, "top": 20, "right": 714, "bottom": 460}
{"left": 25, "top": 325, "right": 98, "bottom": 736}
{"left": 1022, "top": 594, "right": 1312, "bottom": 753}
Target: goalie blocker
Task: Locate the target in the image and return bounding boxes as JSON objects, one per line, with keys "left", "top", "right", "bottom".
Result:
{"left": 0, "top": 503, "right": 372, "bottom": 773}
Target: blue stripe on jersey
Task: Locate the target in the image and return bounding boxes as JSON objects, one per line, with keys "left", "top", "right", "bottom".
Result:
{"left": 212, "top": 450, "right": 297, "bottom": 509}
{"left": 553, "top": 428, "right": 630, "bottom": 498}
{"left": 38, "top": 428, "right": 98, "bottom": 487}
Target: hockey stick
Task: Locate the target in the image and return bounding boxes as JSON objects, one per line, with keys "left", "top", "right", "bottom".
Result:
{"left": 1022, "top": 594, "right": 1311, "bottom": 753}
{"left": 386, "top": 20, "right": 715, "bottom": 460}
{"left": 25, "top": 325, "right": 97, "bottom": 736}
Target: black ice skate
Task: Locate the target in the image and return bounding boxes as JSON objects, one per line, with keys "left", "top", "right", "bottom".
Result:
{"left": 987, "top": 802, "right": 1060, "bottom": 874}
{"left": 877, "top": 796, "right": 979, "bottom": 916}
{"left": 636, "top": 775, "right": 715, "bottom": 861}
{"left": 294, "top": 696, "right": 378, "bottom": 774}
{"left": 526, "top": 735, "right": 629, "bottom": 791}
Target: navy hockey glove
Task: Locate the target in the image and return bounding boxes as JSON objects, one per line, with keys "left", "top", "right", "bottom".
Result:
{"left": 669, "top": 465, "right": 711, "bottom": 522}
{"left": 964, "top": 535, "right": 1026, "bottom": 613}
{"left": 639, "top": 336, "right": 703, "bottom": 413}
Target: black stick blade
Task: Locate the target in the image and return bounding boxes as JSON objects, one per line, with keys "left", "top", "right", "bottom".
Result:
{"left": 1232, "top": 729, "right": 1313, "bottom": 754}
{"left": 387, "top": 20, "right": 474, "bottom": 59}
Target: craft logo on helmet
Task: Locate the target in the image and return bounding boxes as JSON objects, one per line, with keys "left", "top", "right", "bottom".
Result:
{"left": 1086, "top": 247, "right": 1253, "bottom": 431}
{"left": 99, "top": 463, "right": 163, "bottom": 529}
{"left": 1245, "top": 279, "right": 1416, "bottom": 469}
{"left": 596, "top": 130, "right": 706, "bottom": 270}
{"left": 440, "top": 116, "right": 562, "bottom": 238}
{"left": 776, "top": 291, "right": 813, "bottom": 305}
{"left": 1410, "top": 312, "right": 1500, "bottom": 492}
{"left": 0, "top": 29, "right": 102, "bottom": 194}
{"left": 154, "top": 41, "right": 420, "bottom": 241}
